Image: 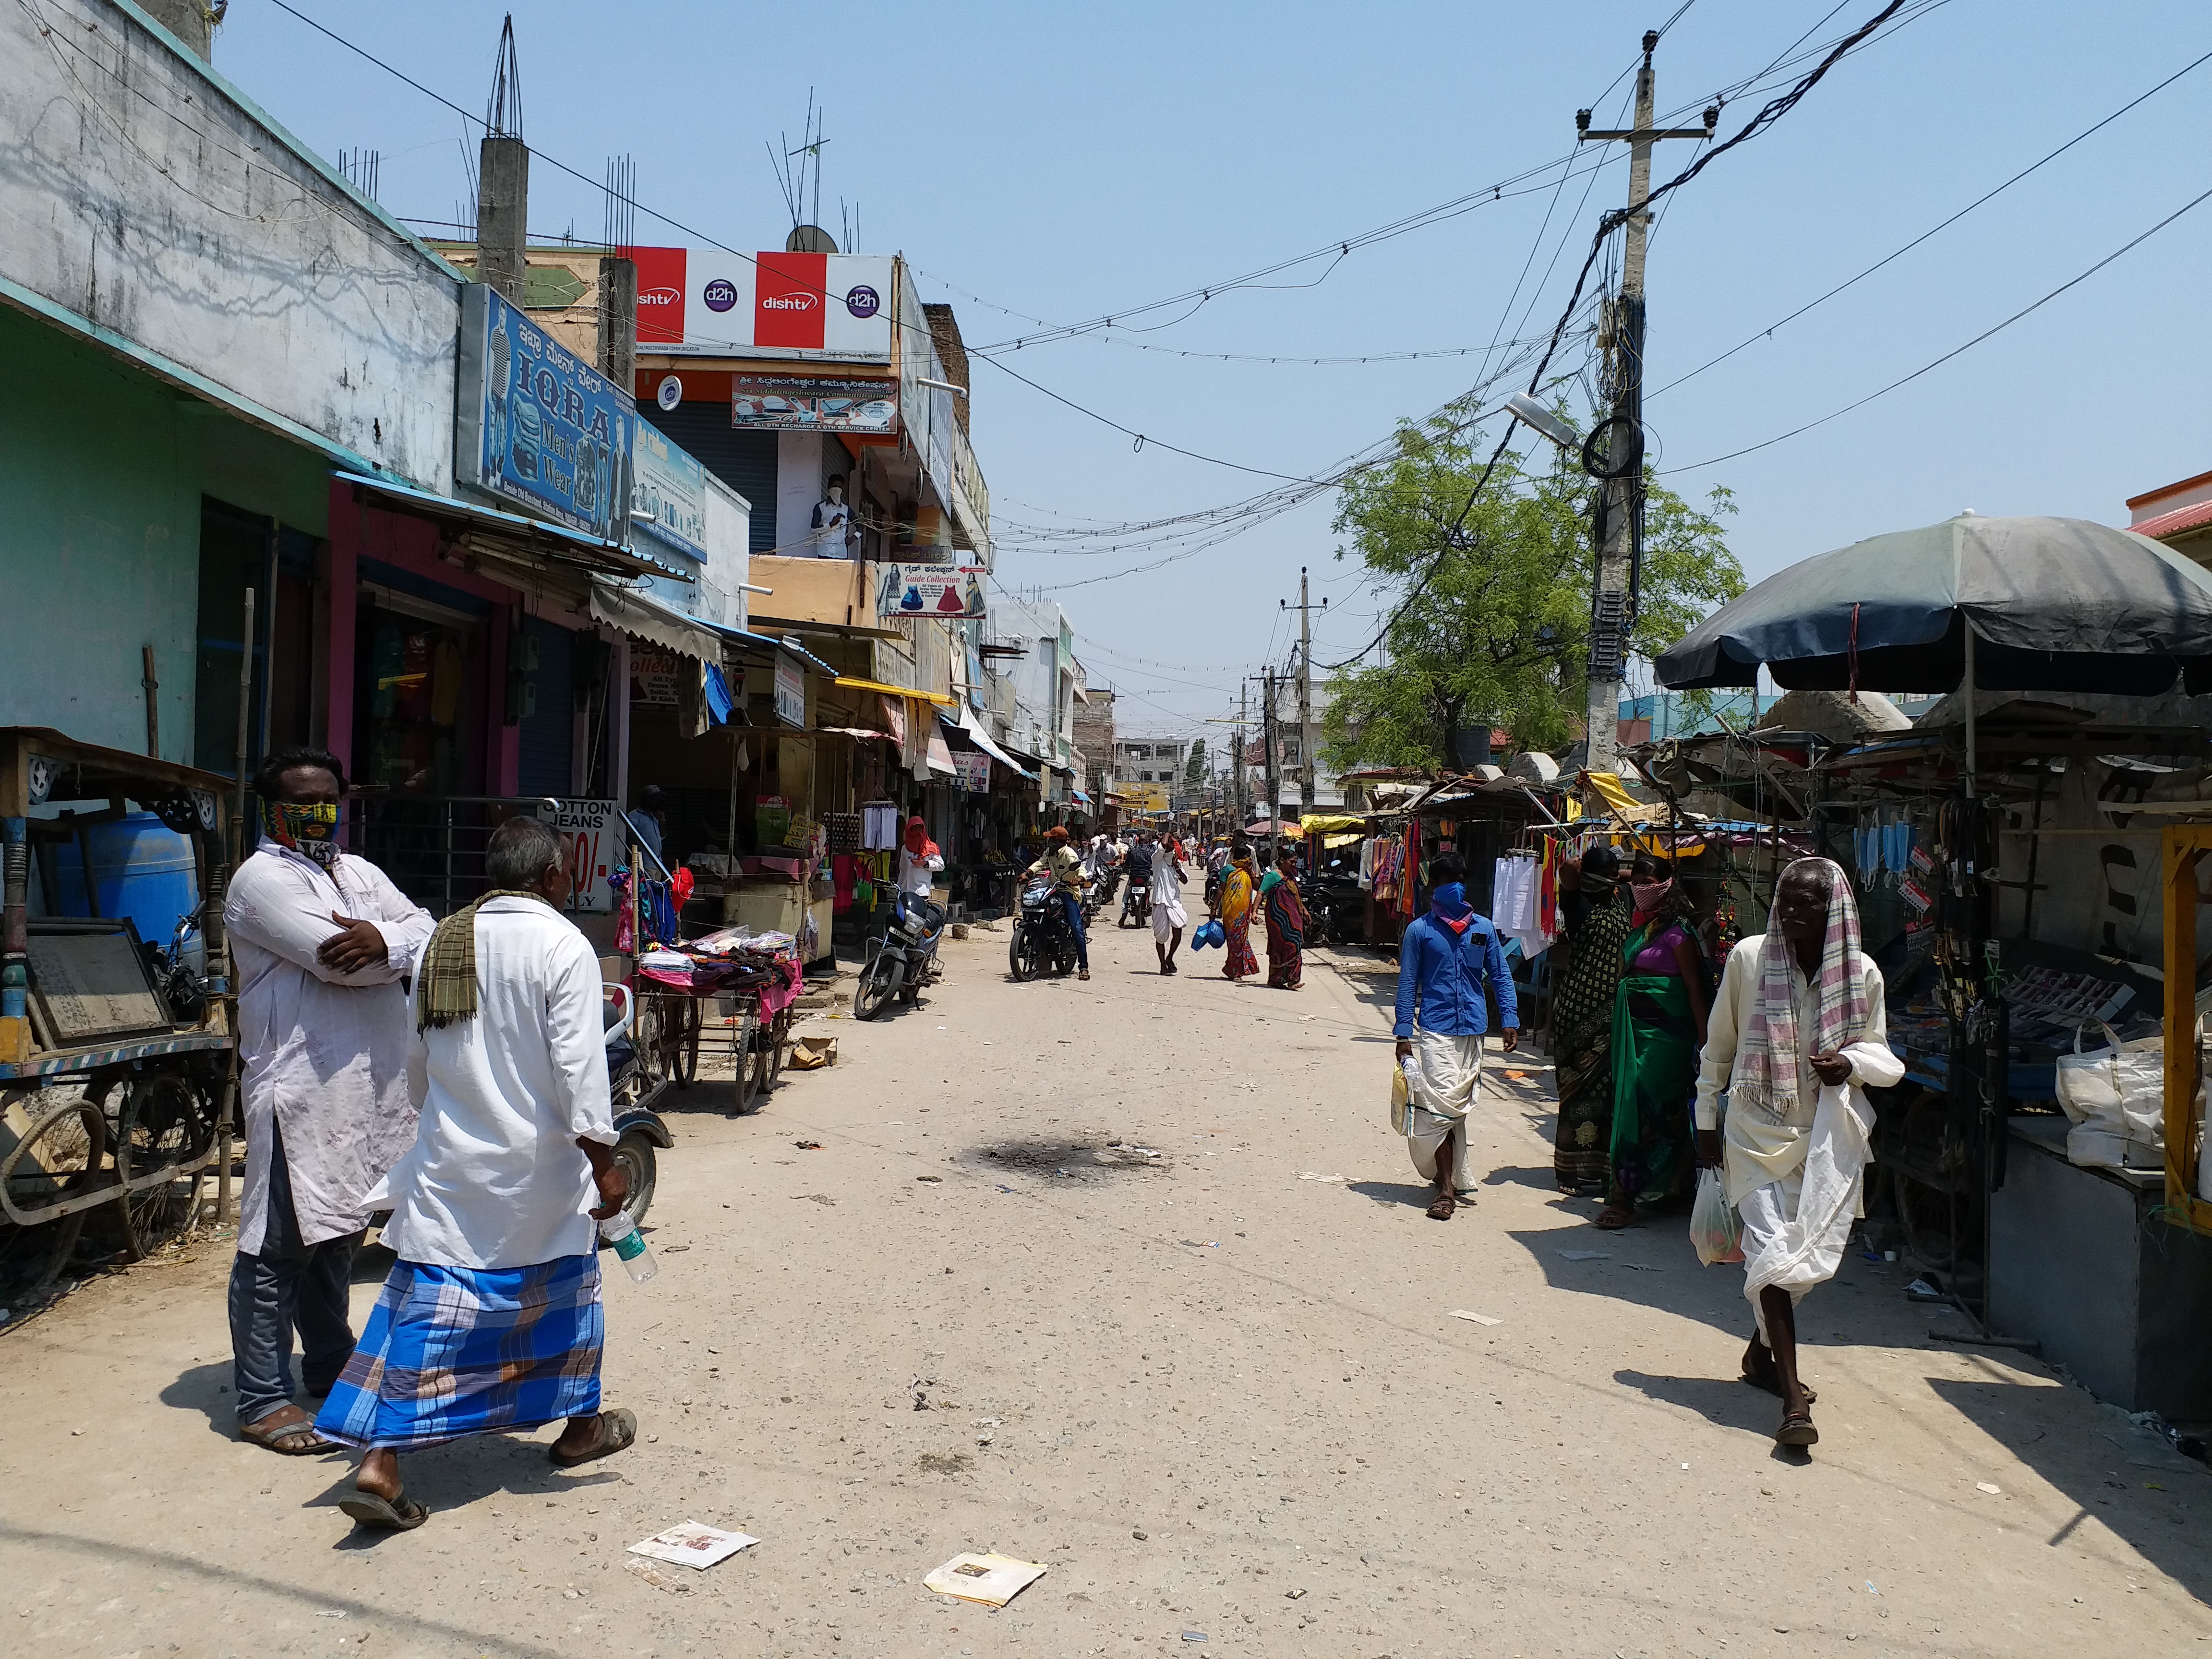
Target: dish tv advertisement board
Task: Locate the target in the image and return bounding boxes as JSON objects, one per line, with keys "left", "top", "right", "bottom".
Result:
{"left": 629, "top": 248, "right": 896, "bottom": 361}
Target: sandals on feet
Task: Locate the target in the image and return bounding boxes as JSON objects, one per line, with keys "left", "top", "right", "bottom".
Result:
{"left": 240, "top": 1410, "right": 338, "bottom": 1456}
{"left": 1426, "top": 1192, "right": 1457, "bottom": 1221}
{"left": 1741, "top": 1357, "right": 1817, "bottom": 1406}
{"left": 339, "top": 1488, "right": 430, "bottom": 1530}
{"left": 1776, "top": 1409, "right": 1819, "bottom": 1448}
{"left": 551, "top": 1407, "right": 638, "bottom": 1469}
{"left": 1593, "top": 1205, "right": 1634, "bottom": 1231}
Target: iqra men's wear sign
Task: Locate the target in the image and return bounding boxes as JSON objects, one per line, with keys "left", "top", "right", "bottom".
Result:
{"left": 457, "top": 283, "right": 633, "bottom": 541}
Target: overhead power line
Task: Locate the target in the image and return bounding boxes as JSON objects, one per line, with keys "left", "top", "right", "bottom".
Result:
{"left": 1663, "top": 180, "right": 2212, "bottom": 474}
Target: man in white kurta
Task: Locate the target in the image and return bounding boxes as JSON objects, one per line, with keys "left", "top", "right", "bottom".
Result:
{"left": 1150, "top": 836, "right": 1190, "bottom": 973}
{"left": 1694, "top": 857, "right": 1901, "bottom": 1448}
{"left": 222, "top": 747, "right": 433, "bottom": 1455}
{"left": 317, "top": 817, "right": 631, "bottom": 1530}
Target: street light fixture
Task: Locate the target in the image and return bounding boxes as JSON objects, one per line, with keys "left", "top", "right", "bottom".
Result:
{"left": 916, "top": 376, "right": 968, "bottom": 397}
{"left": 1504, "top": 392, "right": 1578, "bottom": 452}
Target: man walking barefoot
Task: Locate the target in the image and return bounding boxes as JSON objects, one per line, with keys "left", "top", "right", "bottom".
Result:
{"left": 1695, "top": 858, "right": 1899, "bottom": 1448}
{"left": 1392, "top": 853, "right": 1518, "bottom": 1220}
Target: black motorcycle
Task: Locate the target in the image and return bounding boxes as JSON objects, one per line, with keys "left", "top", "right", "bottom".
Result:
{"left": 1299, "top": 859, "right": 1366, "bottom": 946}
{"left": 855, "top": 890, "right": 945, "bottom": 1020}
{"left": 1118, "top": 856, "right": 1153, "bottom": 928}
{"left": 1010, "top": 873, "right": 1081, "bottom": 980}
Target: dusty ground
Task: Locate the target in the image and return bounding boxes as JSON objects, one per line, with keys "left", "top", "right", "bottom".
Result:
{"left": 3, "top": 912, "right": 2210, "bottom": 1659}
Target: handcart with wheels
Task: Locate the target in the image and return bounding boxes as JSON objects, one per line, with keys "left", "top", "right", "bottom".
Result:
{"left": 631, "top": 936, "right": 804, "bottom": 1117}
{"left": 0, "top": 730, "right": 236, "bottom": 1293}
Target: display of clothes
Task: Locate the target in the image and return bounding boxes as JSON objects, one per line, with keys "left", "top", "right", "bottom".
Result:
{"left": 861, "top": 800, "right": 902, "bottom": 850}
{"left": 1491, "top": 853, "right": 1557, "bottom": 961}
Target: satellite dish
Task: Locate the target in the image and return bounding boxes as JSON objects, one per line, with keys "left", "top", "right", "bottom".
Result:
{"left": 786, "top": 224, "right": 838, "bottom": 254}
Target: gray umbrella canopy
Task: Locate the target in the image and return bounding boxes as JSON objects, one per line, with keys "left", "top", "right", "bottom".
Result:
{"left": 1655, "top": 514, "right": 2212, "bottom": 695}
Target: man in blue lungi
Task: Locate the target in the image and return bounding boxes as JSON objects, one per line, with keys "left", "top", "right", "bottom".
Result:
{"left": 316, "top": 818, "right": 638, "bottom": 1529}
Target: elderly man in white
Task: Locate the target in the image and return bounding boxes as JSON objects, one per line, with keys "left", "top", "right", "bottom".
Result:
{"left": 316, "top": 816, "right": 634, "bottom": 1530}
{"left": 1695, "top": 857, "right": 1901, "bottom": 1450}
{"left": 222, "top": 745, "right": 433, "bottom": 1455}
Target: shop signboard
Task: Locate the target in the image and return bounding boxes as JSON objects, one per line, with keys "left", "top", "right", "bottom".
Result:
{"left": 537, "top": 798, "right": 622, "bottom": 914}
{"left": 953, "top": 752, "right": 992, "bottom": 793}
{"left": 630, "top": 649, "right": 682, "bottom": 706}
{"left": 457, "top": 283, "right": 633, "bottom": 541}
{"left": 632, "top": 421, "right": 708, "bottom": 560}
{"left": 773, "top": 649, "right": 806, "bottom": 728}
{"left": 626, "top": 246, "right": 895, "bottom": 360}
{"left": 731, "top": 373, "right": 897, "bottom": 433}
{"left": 874, "top": 563, "right": 986, "bottom": 620}
{"left": 1121, "top": 780, "right": 1171, "bottom": 812}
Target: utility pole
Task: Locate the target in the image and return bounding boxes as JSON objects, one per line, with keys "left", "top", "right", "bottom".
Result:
{"left": 1576, "top": 32, "right": 1713, "bottom": 775}
{"left": 1262, "top": 667, "right": 1280, "bottom": 861}
{"left": 1233, "top": 682, "right": 1249, "bottom": 828}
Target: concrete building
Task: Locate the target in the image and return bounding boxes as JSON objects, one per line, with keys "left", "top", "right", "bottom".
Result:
{"left": 2126, "top": 467, "right": 2212, "bottom": 567}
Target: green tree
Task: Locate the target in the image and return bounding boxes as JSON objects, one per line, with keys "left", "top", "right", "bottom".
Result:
{"left": 1320, "top": 407, "right": 1743, "bottom": 770}
{"left": 1182, "top": 737, "right": 1208, "bottom": 792}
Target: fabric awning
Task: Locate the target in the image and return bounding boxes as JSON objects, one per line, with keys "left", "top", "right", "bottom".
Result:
{"left": 939, "top": 706, "right": 1036, "bottom": 780}
{"left": 338, "top": 471, "right": 689, "bottom": 581}
{"left": 1298, "top": 813, "right": 1366, "bottom": 834}
{"left": 589, "top": 582, "right": 724, "bottom": 662}
{"left": 834, "top": 675, "right": 957, "bottom": 707}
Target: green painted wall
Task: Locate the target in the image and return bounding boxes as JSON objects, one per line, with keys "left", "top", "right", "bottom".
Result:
{"left": 0, "top": 304, "right": 329, "bottom": 765}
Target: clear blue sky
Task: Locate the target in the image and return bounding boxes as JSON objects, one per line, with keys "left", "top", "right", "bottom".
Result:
{"left": 218, "top": 0, "right": 2212, "bottom": 736}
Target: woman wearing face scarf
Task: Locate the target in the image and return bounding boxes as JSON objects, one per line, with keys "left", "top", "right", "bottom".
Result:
{"left": 1549, "top": 845, "right": 1629, "bottom": 1193}
{"left": 897, "top": 815, "right": 943, "bottom": 898}
{"left": 1214, "top": 841, "right": 1262, "bottom": 982}
{"left": 1595, "top": 853, "right": 1709, "bottom": 1230}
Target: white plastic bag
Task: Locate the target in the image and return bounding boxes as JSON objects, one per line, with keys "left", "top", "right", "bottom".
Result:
{"left": 1389, "top": 1055, "right": 1416, "bottom": 1137}
{"left": 1689, "top": 1166, "right": 1743, "bottom": 1266}
{"left": 2056, "top": 1019, "right": 2165, "bottom": 1170}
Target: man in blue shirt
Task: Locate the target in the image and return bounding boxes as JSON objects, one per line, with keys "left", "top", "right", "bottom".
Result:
{"left": 1394, "top": 852, "right": 1519, "bottom": 1220}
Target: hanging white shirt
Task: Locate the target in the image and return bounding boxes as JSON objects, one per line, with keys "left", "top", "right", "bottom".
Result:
{"left": 373, "top": 897, "right": 616, "bottom": 1270}
{"left": 224, "top": 840, "right": 436, "bottom": 1253}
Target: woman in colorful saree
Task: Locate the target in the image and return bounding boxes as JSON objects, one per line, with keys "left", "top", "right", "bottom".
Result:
{"left": 1596, "top": 853, "right": 1709, "bottom": 1230}
{"left": 1259, "top": 845, "right": 1310, "bottom": 989}
{"left": 1216, "top": 841, "right": 1261, "bottom": 982}
{"left": 1549, "top": 845, "right": 1630, "bottom": 1193}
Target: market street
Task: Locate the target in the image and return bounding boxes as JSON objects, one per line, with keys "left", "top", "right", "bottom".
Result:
{"left": 2, "top": 918, "right": 2208, "bottom": 1659}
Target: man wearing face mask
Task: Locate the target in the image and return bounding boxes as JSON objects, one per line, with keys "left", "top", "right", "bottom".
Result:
{"left": 810, "top": 473, "right": 853, "bottom": 558}
{"left": 1393, "top": 851, "right": 1519, "bottom": 1220}
{"left": 221, "top": 746, "right": 435, "bottom": 1456}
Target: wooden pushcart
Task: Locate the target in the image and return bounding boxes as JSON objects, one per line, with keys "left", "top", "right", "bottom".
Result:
{"left": 634, "top": 945, "right": 803, "bottom": 1116}
{"left": 0, "top": 731, "right": 235, "bottom": 1292}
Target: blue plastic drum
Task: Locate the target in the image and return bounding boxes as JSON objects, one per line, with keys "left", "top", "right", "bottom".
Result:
{"left": 49, "top": 812, "right": 199, "bottom": 948}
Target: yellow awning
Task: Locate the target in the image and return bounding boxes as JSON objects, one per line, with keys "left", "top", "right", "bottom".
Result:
{"left": 1299, "top": 813, "right": 1366, "bottom": 834}
{"left": 832, "top": 676, "right": 957, "bottom": 708}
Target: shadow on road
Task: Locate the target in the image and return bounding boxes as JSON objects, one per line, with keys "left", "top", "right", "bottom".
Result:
{"left": 1502, "top": 1224, "right": 1757, "bottom": 1340}
{"left": 1926, "top": 1369, "right": 2212, "bottom": 1609}
{"left": 1613, "top": 1366, "right": 1779, "bottom": 1442}
{"left": 1348, "top": 1179, "right": 1437, "bottom": 1212}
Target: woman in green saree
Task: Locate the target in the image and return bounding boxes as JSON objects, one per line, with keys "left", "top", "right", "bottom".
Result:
{"left": 1595, "top": 854, "right": 1709, "bottom": 1230}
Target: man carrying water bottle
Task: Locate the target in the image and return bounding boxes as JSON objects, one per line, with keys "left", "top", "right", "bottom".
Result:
{"left": 314, "top": 817, "right": 638, "bottom": 1529}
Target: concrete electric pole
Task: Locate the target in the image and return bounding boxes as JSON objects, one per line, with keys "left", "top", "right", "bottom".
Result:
{"left": 1575, "top": 32, "right": 1712, "bottom": 775}
{"left": 1262, "top": 667, "right": 1280, "bottom": 860}
{"left": 1234, "top": 682, "right": 1249, "bottom": 827}
{"left": 1286, "top": 567, "right": 1327, "bottom": 818}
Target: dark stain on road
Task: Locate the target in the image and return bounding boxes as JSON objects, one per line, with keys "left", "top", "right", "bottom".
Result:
{"left": 966, "top": 1137, "right": 1172, "bottom": 1179}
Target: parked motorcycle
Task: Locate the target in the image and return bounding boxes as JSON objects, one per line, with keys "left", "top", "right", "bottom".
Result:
{"left": 599, "top": 983, "right": 674, "bottom": 1229}
{"left": 854, "top": 890, "right": 946, "bottom": 1020}
{"left": 1299, "top": 859, "right": 1366, "bottom": 946}
{"left": 1010, "top": 873, "right": 1081, "bottom": 980}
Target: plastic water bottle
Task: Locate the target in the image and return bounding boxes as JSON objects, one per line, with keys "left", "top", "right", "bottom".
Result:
{"left": 1399, "top": 1052, "right": 1422, "bottom": 1101}
{"left": 599, "top": 1211, "right": 657, "bottom": 1284}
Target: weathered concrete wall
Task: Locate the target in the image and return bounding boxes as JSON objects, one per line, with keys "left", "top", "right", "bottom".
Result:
{"left": 0, "top": 0, "right": 461, "bottom": 488}
{"left": 0, "top": 305, "right": 321, "bottom": 758}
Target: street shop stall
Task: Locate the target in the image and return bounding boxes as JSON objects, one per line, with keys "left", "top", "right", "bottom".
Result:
{"left": 2, "top": 730, "right": 236, "bottom": 1290}
{"left": 1656, "top": 513, "right": 2212, "bottom": 1415}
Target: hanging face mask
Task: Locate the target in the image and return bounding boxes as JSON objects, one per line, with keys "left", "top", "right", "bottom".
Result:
{"left": 263, "top": 799, "right": 342, "bottom": 871}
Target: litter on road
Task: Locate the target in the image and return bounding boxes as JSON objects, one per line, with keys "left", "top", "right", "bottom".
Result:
{"left": 923, "top": 1552, "right": 1048, "bottom": 1608}
{"left": 1449, "top": 1310, "right": 1503, "bottom": 1325}
{"left": 627, "top": 1522, "right": 760, "bottom": 1570}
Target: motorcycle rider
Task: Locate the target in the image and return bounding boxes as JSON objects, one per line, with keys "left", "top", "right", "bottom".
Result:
{"left": 1121, "top": 830, "right": 1156, "bottom": 927}
{"left": 1026, "top": 825, "right": 1091, "bottom": 981}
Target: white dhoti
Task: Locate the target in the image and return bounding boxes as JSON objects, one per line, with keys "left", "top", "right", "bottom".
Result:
{"left": 1151, "top": 875, "right": 1188, "bottom": 941}
{"left": 1405, "top": 1030, "right": 1484, "bottom": 1199}
{"left": 1736, "top": 1083, "right": 1875, "bottom": 1343}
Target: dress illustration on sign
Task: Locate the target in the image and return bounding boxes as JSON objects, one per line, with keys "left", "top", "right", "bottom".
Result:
{"left": 875, "top": 563, "right": 986, "bottom": 620}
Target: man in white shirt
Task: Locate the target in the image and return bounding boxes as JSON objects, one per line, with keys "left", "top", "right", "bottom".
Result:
{"left": 1150, "top": 835, "right": 1190, "bottom": 975}
{"left": 316, "top": 818, "right": 634, "bottom": 1529}
{"left": 1694, "top": 857, "right": 1901, "bottom": 1449}
{"left": 223, "top": 746, "right": 434, "bottom": 1456}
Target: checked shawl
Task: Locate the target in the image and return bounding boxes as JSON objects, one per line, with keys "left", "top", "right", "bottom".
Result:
{"left": 1731, "top": 857, "right": 1867, "bottom": 1122}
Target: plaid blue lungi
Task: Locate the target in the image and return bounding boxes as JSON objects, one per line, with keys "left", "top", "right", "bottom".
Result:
{"left": 314, "top": 1254, "right": 602, "bottom": 1450}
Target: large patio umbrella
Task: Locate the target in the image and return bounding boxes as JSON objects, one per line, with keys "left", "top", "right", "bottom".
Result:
{"left": 1656, "top": 513, "right": 2212, "bottom": 699}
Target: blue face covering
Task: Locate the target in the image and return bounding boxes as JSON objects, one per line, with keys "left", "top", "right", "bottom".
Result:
{"left": 1430, "top": 880, "right": 1473, "bottom": 922}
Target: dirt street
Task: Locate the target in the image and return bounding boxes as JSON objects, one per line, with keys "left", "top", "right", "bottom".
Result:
{"left": 3, "top": 913, "right": 2209, "bottom": 1658}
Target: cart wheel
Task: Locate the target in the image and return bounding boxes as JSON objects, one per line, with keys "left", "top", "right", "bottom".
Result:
{"left": 632, "top": 994, "right": 665, "bottom": 1088}
{"left": 758, "top": 1010, "right": 791, "bottom": 1094}
{"left": 670, "top": 998, "right": 701, "bottom": 1089}
{"left": 731, "top": 1002, "right": 765, "bottom": 1116}
{"left": 115, "top": 1072, "right": 207, "bottom": 1262}
{"left": 612, "top": 1127, "right": 658, "bottom": 1229}
{"left": 0, "top": 1091, "right": 104, "bottom": 1293}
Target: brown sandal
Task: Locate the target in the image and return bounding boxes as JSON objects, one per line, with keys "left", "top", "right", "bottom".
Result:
{"left": 1426, "top": 1191, "right": 1457, "bottom": 1221}
{"left": 1594, "top": 1205, "right": 1634, "bottom": 1231}
{"left": 551, "top": 1407, "right": 638, "bottom": 1468}
{"left": 240, "top": 1407, "right": 338, "bottom": 1456}
{"left": 1776, "top": 1409, "right": 1819, "bottom": 1448}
